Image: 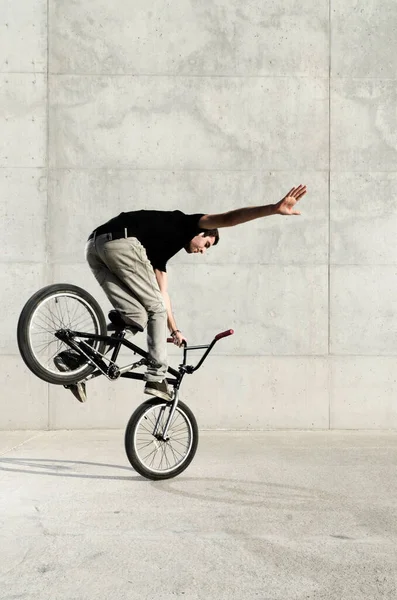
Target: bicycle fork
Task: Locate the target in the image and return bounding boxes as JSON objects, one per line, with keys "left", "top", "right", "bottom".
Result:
{"left": 154, "top": 378, "right": 183, "bottom": 441}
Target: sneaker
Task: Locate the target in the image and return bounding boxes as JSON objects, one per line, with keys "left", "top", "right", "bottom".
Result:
{"left": 144, "top": 380, "right": 172, "bottom": 401}
{"left": 67, "top": 381, "right": 87, "bottom": 403}
{"left": 54, "top": 350, "right": 88, "bottom": 403}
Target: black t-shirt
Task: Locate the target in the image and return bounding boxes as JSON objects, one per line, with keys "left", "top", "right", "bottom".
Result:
{"left": 94, "top": 210, "right": 205, "bottom": 271}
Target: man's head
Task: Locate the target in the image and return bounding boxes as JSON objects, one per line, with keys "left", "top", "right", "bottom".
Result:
{"left": 184, "top": 229, "right": 219, "bottom": 254}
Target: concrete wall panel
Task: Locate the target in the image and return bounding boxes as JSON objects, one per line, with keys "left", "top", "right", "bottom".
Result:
{"left": 0, "top": 74, "right": 47, "bottom": 167}
{"left": 183, "top": 356, "right": 329, "bottom": 430}
{"left": 49, "top": 75, "right": 328, "bottom": 170}
{"left": 171, "top": 264, "right": 328, "bottom": 356}
{"left": 0, "top": 3, "right": 48, "bottom": 428}
{"left": 331, "top": 79, "right": 397, "bottom": 171}
{"left": 330, "top": 357, "right": 397, "bottom": 429}
{"left": 50, "top": 0, "right": 328, "bottom": 77}
{"left": 331, "top": 172, "right": 397, "bottom": 265}
{"left": 2, "top": 264, "right": 47, "bottom": 355}
{"left": 330, "top": 266, "right": 397, "bottom": 355}
{"left": 48, "top": 169, "right": 328, "bottom": 265}
{"left": 0, "top": 0, "right": 47, "bottom": 72}
{"left": 0, "top": 356, "right": 48, "bottom": 430}
{"left": 0, "top": 169, "right": 47, "bottom": 262}
{"left": 332, "top": 0, "right": 397, "bottom": 78}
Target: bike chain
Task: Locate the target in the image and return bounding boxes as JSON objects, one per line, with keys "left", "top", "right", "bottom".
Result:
{"left": 79, "top": 340, "right": 155, "bottom": 379}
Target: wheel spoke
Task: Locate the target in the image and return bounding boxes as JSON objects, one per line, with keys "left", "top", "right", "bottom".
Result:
{"left": 34, "top": 311, "right": 59, "bottom": 333}
{"left": 137, "top": 422, "right": 155, "bottom": 435}
{"left": 136, "top": 439, "right": 155, "bottom": 451}
{"left": 69, "top": 297, "right": 81, "bottom": 325}
{"left": 168, "top": 437, "right": 189, "bottom": 447}
{"left": 42, "top": 305, "right": 60, "bottom": 331}
{"left": 54, "top": 298, "right": 67, "bottom": 329}
{"left": 166, "top": 441, "right": 179, "bottom": 464}
{"left": 65, "top": 298, "right": 73, "bottom": 327}
{"left": 69, "top": 313, "right": 96, "bottom": 332}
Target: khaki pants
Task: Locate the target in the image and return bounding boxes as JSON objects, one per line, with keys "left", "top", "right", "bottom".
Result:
{"left": 85, "top": 234, "right": 168, "bottom": 382}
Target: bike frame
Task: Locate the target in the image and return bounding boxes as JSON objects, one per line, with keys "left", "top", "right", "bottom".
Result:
{"left": 55, "top": 326, "right": 234, "bottom": 440}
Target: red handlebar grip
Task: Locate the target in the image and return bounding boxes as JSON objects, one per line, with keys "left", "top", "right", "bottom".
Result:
{"left": 215, "top": 329, "right": 234, "bottom": 341}
{"left": 167, "top": 337, "right": 187, "bottom": 346}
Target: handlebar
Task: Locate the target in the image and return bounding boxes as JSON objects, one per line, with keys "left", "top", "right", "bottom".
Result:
{"left": 167, "top": 329, "right": 234, "bottom": 345}
{"left": 166, "top": 328, "right": 234, "bottom": 374}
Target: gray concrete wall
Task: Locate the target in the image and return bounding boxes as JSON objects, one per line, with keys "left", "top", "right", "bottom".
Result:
{"left": 1, "top": 1, "right": 396, "bottom": 430}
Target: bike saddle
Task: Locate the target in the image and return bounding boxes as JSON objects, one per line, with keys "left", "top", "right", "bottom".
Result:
{"left": 107, "top": 310, "right": 144, "bottom": 334}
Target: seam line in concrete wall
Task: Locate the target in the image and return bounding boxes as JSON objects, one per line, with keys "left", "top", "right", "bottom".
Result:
{"left": 0, "top": 71, "right": 47, "bottom": 75}
{"left": 47, "top": 73, "right": 330, "bottom": 79}
{"left": 328, "top": 0, "right": 332, "bottom": 431}
{"left": 27, "top": 167, "right": 331, "bottom": 173}
{"left": 45, "top": 74, "right": 397, "bottom": 82}
{"left": 4, "top": 167, "right": 397, "bottom": 174}
{"left": 12, "top": 73, "right": 394, "bottom": 81}
{"left": 46, "top": 0, "right": 50, "bottom": 429}
{"left": 5, "top": 167, "right": 397, "bottom": 174}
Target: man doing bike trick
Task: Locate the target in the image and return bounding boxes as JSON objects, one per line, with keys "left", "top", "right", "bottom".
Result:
{"left": 55, "top": 184, "right": 306, "bottom": 402}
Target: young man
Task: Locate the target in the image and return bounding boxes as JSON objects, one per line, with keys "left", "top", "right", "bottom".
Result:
{"left": 56, "top": 184, "right": 306, "bottom": 402}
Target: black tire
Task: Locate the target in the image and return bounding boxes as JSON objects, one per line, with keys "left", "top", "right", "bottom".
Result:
{"left": 125, "top": 398, "right": 199, "bottom": 480}
{"left": 17, "top": 283, "right": 107, "bottom": 385}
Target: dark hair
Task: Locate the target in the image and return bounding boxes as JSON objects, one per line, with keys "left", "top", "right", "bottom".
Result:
{"left": 202, "top": 228, "right": 220, "bottom": 245}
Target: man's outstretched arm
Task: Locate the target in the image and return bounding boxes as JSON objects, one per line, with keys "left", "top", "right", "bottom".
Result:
{"left": 198, "top": 184, "right": 307, "bottom": 229}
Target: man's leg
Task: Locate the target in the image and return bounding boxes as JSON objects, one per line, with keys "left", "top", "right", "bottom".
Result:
{"left": 86, "top": 235, "right": 168, "bottom": 383}
{"left": 85, "top": 238, "right": 148, "bottom": 331}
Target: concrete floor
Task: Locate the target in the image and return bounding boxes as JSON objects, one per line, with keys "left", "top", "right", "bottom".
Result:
{"left": 1, "top": 430, "right": 397, "bottom": 600}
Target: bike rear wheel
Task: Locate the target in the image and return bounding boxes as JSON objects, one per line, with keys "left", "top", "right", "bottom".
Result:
{"left": 125, "top": 398, "right": 199, "bottom": 480}
{"left": 17, "top": 283, "right": 107, "bottom": 385}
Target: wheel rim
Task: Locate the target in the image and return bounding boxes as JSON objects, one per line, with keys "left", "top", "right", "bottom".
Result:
{"left": 28, "top": 291, "right": 102, "bottom": 376}
{"left": 133, "top": 403, "right": 193, "bottom": 474}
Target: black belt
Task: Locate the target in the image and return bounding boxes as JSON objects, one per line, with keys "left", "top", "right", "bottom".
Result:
{"left": 88, "top": 229, "right": 134, "bottom": 242}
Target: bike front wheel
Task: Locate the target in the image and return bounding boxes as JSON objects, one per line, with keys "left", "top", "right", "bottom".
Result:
{"left": 125, "top": 398, "right": 199, "bottom": 480}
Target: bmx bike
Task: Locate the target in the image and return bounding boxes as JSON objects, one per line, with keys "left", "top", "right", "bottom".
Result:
{"left": 17, "top": 283, "right": 234, "bottom": 480}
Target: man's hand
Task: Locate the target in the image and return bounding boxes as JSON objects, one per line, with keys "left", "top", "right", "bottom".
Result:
{"left": 274, "top": 185, "right": 307, "bottom": 216}
{"left": 171, "top": 330, "right": 187, "bottom": 348}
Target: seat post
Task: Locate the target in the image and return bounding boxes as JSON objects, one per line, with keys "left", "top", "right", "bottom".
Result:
{"left": 109, "top": 330, "right": 125, "bottom": 363}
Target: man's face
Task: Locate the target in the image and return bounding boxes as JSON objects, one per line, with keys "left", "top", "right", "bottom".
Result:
{"left": 185, "top": 233, "right": 216, "bottom": 254}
